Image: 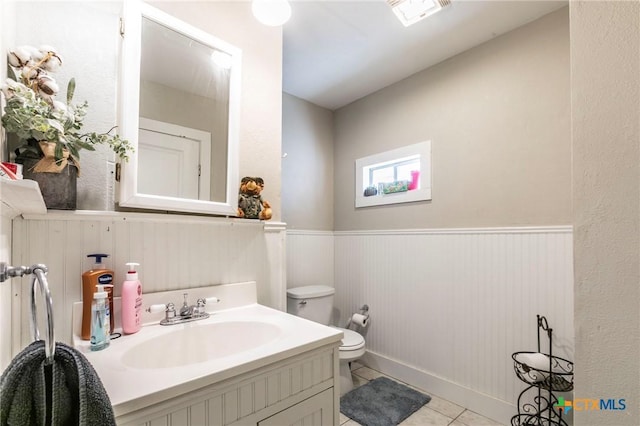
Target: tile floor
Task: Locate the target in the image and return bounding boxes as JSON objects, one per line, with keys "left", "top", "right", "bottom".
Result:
{"left": 340, "top": 363, "right": 505, "bottom": 426}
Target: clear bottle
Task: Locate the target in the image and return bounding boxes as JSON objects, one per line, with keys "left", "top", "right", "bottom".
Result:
{"left": 90, "top": 284, "right": 111, "bottom": 351}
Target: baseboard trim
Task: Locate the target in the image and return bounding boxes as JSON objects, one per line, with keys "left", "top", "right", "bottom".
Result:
{"left": 361, "top": 350, "right": 516, "bottom": 425}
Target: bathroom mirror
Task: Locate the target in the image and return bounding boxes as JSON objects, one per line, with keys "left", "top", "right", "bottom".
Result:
{"left": 118, "top": 0, "right": 241, "bottom": 215}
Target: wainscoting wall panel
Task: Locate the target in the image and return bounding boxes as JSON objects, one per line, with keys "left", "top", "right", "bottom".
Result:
{"left": 8, "top": 211, "right": 286, "bottom": 363}
{"left": 0, "top": 214, "right": 13, "bottom": 370}
{"left": 287, "top": 227, "right": 573, "bottom": 423}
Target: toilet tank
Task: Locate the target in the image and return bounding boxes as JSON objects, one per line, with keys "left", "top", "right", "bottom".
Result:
{"left": 286, "top": 285, "right": 335, "bottom": 325}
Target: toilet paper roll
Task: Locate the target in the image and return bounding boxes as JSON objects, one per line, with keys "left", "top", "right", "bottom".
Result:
{"left": 351, "top": 313, "right": 369, "bottom": 327}
{"left": 517, "top": 352, "right": 550, "bottom": 383}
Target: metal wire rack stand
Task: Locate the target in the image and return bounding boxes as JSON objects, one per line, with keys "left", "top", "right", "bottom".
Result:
{"left": 511, "top": 315, "right": 573, "bottom": 426}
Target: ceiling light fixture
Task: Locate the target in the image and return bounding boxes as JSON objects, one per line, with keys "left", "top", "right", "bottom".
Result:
{"left": 252, "top": 0, "right": 292, "bottom": 27}
{"left": 387, "top": 0, "right": 451, "bottom": 27}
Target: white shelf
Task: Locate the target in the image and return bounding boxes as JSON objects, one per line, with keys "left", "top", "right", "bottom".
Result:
{"left": 0, "top": 179, "right": 47, "bottom": 218}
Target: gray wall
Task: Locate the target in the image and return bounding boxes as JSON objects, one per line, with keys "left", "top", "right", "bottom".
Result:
{"left": 571, "top": 1, "right": 640, "bottom": 424}
{"left": 282, "top": 93, "right": 334, "bottom": 230}
{"left": 333, "top": 7, "right": 570, "bottom": 231}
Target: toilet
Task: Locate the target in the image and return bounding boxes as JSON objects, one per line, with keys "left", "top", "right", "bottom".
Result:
{"left": 286, "top": 285, "right": 366, "bottom": 396}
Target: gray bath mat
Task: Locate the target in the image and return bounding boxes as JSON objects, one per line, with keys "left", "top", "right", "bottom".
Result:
{"left": 340, "top": 376, "right": 431, "bottom": 426}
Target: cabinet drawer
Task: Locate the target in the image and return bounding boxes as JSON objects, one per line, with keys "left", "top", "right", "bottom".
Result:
{"left": 259, "top": 388, "right": 334, "bottom": 426}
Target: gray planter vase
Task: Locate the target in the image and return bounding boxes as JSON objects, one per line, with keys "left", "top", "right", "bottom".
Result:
{"left": 21, "top": 158, "right": 77, "bottom": 210}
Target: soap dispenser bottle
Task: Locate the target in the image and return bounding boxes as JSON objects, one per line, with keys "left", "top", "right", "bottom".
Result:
{"left": 82, "top": 254, "right": 114, "bottom": 340}
{"left": 122, "top": 262, "right": 143, "bottom": 334}
{"left": 90, "top": 284, "right": 111, "bottom": 351}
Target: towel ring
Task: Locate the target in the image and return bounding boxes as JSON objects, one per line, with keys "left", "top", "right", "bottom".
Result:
{"left": 30, "top": 265, "right": 55, "bottom": 365}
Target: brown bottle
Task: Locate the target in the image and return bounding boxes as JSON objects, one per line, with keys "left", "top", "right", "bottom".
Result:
{"left": 81, "top": 254, "right": 114, "bottom": 340}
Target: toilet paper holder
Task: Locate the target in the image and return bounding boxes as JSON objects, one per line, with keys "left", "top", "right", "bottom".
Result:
{"left": 346, "top": 304, "right": 370, "bottom": 329}
{"left": 359, "top": 304, "right": 369, "bottom": 316}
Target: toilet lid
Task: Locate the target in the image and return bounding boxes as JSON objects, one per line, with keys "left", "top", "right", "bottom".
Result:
{"left": 334, "top": 327, "right": 364, "bottom": 349}
{"left": 287, "top": 285, "right": 335, "bottom": 299}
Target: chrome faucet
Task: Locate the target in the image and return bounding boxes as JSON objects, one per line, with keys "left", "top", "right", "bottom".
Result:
{"left": 179, "top": 293, "right": 194, "bottom": 317}
{"left": 147, "top": 293, "right": 220, "bottom": 326}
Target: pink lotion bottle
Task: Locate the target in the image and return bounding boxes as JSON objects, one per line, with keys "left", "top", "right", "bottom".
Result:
{"left": 121, "top": 262, "right": 143, "bottom": 334}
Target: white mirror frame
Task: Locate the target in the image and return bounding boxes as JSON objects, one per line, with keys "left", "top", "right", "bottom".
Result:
{"left": 118, "top": 0, "right": 241, "bottom": 215}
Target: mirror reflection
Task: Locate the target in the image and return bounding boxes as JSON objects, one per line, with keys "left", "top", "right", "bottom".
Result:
{"left": 119, "top": 1, "right": 240, "bottom": 215}
{"left": 138, "top": 16, "right": 230, "bottom": 202}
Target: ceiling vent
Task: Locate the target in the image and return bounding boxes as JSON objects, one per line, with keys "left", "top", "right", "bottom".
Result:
{"left": 387, "top": 0, "right": 451, "bottom": 27}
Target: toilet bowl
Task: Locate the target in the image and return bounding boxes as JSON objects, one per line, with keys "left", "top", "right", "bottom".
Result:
{"left": 333, "top": 327, "right": 366, "bottom": 395}
{"left": 286, "top": 285, "right": 366, "bottom": 396}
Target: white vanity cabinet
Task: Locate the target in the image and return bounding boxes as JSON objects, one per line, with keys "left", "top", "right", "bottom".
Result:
{"left": 258, "top": 388, "right": 334, "bottom": 426}
{"left": 72, "top": 283, "right": 343, "bottom": 426}
{"left": 116, "top": 345, "right": 340, "bottom": 426}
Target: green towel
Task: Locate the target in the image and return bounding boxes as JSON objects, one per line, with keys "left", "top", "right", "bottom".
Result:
{"left": 1, "top": 341, "right": 115, "bottom": 426}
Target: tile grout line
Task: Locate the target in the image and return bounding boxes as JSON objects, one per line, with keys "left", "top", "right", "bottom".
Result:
{"left": 448, "top": 409, "right": 467, "bottom": 425}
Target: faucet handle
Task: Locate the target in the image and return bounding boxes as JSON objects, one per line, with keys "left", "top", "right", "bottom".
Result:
{"left": 194, "top": 298, "right": 206, "bottom": 315}
{"left": 193, "top": 297, "right": 220, "bottom": 315}
{"left": 147, "top": 302, "right": 177, "bottom": 318}
{"left": 166, "top": 302, "right": 176, "bottom": 320}
{"left": 146, "top": 304, "right": 165, "bottom": 314}
{"left": 195, "top": 297, "right": 220, "bottom": 306}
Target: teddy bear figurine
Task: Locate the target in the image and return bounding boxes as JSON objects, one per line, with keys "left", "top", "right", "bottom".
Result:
{"left": 237, "top": 176, "right": 272, "bottom": 220}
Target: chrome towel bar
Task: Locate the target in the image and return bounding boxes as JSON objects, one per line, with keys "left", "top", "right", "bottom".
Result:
{"left": 1, "top": 262, "right": 55, "bottom": 364}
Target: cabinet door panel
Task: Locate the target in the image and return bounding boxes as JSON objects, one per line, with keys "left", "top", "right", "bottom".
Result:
{"left": 259, "top": 389, "right": 333, "bottom": 426}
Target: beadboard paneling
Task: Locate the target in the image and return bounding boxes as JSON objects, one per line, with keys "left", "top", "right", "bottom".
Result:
{"left": 9, "top": 212, "right": 285, "bottom": 360}
{"left": 0, "top": 214, "right": 12, "bottom": 369}
{"left": 287, "top": 227, "right": 574, "bottom": 416}
{"left": 116, "top": 348, "right": 335, "bottom": 426}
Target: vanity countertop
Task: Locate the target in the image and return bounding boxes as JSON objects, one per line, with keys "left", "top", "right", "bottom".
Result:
{"left": 73, "top": 303, "right": 343, "bottom": 417}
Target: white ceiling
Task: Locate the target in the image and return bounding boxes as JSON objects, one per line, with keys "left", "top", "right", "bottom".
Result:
{"left": 282, "top": 0, "right": 567, "bottom": 110}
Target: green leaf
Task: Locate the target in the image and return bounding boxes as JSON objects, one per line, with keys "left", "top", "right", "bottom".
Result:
{"left": 75, "top": 140, "right": 96, "bottom": 151}
{"left": 7, "top": 66, "right": 17, "bottom": 81}
{"left": 68, "top": 144, "right": 79, "bottom": 159}
{"left": 47, "top": 119, "right": 64, "bottom": 133}
{"left": 67, "top": 78, "right": 76, "bottom": 104}
{"left": 54, "top": 143, "right": 64, "bottom": 161}
{"left": 22, "top": 145, "right": 39, "bottom": 155}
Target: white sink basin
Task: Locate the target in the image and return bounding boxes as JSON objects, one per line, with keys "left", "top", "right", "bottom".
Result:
{"left": 121, "top": 321, "right": 282, "bottom": 369}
